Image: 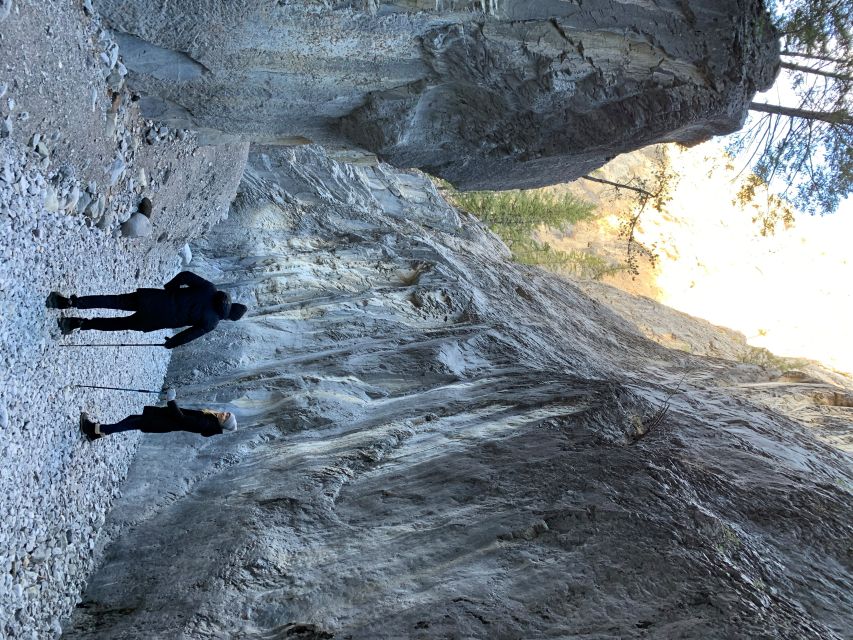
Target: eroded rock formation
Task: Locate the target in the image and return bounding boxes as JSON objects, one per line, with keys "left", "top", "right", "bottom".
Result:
{"left": 93, "top": 0, "right": 779, "bottom": 189}
{"left": 66, "top": 147, "right": 852, "bottom": 639}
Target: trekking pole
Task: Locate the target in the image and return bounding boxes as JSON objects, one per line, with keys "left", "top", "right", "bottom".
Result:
{"left": 59, "top": 343, "right": 164, "bottom": 347}
{"left": 73, "top": 384, "right": 165, "bottom": 394}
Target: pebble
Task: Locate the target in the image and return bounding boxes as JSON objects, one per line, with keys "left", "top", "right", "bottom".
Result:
{"left": 1, "top": 115, "right": 13, "bottom": 138}
{"left": 0, "top": 82, "right": 7, "bottom": 99}
{"left": 0, "top": 0, "right": 11, "bottom": 23}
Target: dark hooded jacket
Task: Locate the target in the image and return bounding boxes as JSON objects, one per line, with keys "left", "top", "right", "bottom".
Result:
{"left": 141, "top": 401, "right": 223, "bottom": 437}
{"left": 135, "top": 271, "right": 228, "bottom": 348}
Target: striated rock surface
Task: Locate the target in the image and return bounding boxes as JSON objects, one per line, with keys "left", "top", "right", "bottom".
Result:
{"left": 66, "top": 146, "right": 852, "bottom": 639}
{"left": 93, "top": 0, "right": 779, "bottom": 190}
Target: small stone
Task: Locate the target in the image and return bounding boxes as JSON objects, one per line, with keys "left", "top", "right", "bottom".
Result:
{"left": 0, "top": 404, "right": 8, "bottom": 429}
{"left": 17, "top": 111, "right": 28, "bottom": 122}
{"left": 95, "top": 210, "right": 113, "bottom": 230}
{"left": 77, "top": 191, "right": 92, "bottom": 215}
{"left": 105, "top": 111, "right": 117, "bottom": 138}
{"left": 117, "top": 62, "right": 128, "bottom": 77}
{"left": 99, "top": 52, "right": 110, "bottom": 67}
{"left": 106, "top": 69, "right": 123, "bottom": 92}
{"left": 137, "top": 167, "right": 148, "bottom": 187}
{"left": 0, "top": 83, "right": 7, "bottom": 98}
{"left": 29, "top": 132, "right": 40, "bottom": 147}
{"left": 120, "top": 212, "right": 153, "bottom": 238}
{"left": 82, "top": 0, "right": 93, "bottom": 14}
{"left": 0, "top": 0, "right": 12, "bottom": 23}
{"left": 65, "top": 185, "right": 81, "bottom": 212}
{"left": 43, "top": 187, "right": 59, "bottom": 212}
{"left": 6, "top": 97, "right": 15, "bottom": 111}
{"left": 0, "top": 116, "right": 12, "bottom": 138}
{"left": 108, "top": 44, "right": 119, "bottom": 68}
{"left": 179, "top": 243, "right": 193, "bottom": 266}
{"left": 90, "top": 87, "right": 98, "bottom": 112}
{"left": 35, "top": 142, "right": 49, "bottom": 158}
{"left": 158, "top": 125, "right": 169, "bottom": 138}
{"left": 0, "top": 163, "right": 12, "bottom": 183}
{"left": 138, "top": 196, "right": 152, "bottom": 217}
{"left": 107, "top": 155, "right": 125, "bottom": 186}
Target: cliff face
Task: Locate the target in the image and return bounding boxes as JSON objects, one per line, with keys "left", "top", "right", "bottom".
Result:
{"left": 66, "top": 146, "right": 852, "bottom": 640}
{"left": 93, "top": 0, "right": 778, "bottom": 190}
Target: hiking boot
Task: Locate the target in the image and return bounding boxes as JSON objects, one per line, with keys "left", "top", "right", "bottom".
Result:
{"left": 45, "top": 292, "right": 72, "bottom": 309}
{"left": 79, "top": 413, "right": 102, "bottom": 441}
{"left": 58, "top": 317, "right": 84, "bottom": 335}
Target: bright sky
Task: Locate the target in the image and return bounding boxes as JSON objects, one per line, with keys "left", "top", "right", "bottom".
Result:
{"left": 636, "top": 143, "right": 853, "bottom": 375}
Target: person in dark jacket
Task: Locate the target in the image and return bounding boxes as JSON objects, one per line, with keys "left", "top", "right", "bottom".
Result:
{"left": 79, "top": 396, "right": 237, "bottom": 441}
{"left": 47, "top": 271, "right": 247, "bottom": 349}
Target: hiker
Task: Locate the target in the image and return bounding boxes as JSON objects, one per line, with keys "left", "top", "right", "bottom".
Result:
{"left": 79, "top": 390, "right": 237, "bottom": 441}
{"left": 47, "top": 270, "right": 247, "bottom": 349}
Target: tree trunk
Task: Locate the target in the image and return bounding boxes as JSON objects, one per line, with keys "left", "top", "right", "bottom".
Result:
{"left": 781, "top": 50, "right": 850, "bottom": 65}
{"left": 779, "top": 61, "right": 852, "bottom": 82}
{"left": 580, "top": 175, "right": 655, "bottom": 197}
{"left": 749, "top": 102, "right": 853, "bottom": 125}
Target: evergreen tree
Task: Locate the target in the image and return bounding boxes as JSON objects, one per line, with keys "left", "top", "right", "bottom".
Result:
{"left": 734, "top": 0, "right": 852, "bottom": 216}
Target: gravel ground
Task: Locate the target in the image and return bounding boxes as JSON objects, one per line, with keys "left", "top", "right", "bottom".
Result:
{"left": 0, "top": 1, "right": 247, "bottom": 637}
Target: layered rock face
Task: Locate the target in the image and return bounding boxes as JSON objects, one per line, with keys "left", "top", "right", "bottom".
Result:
{"left": 93, "top": 0, "right": 778, "bottom": 189}
{"left": 66, "top": 147, "right": 852, "bottom": 639}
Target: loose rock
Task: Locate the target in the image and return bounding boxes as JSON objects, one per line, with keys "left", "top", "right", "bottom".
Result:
{"left": 120, "top": 212, "right": 153, "bottom": 238}
{"left": 138, "top": 196, "right": 152, "bottom": 217}
{"left": 107, "top": 155, "right": 125, "bottom": 186}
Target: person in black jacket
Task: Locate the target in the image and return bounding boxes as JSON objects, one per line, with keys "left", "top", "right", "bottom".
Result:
{"left": 79, "top": 397, "right": 237, "bottom": 441}
{"left": 47, "top": 271, "right": 247, "bottom": 349}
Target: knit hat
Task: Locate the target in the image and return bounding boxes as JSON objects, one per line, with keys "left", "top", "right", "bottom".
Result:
{"left": 220, "top": 412, "right": 238, "bottom": 431}
{"left": 228, "top": 303, "right": 248, "bottom": 321}
{"left": 214, "top": 291, "right": 232, "bottom": 319}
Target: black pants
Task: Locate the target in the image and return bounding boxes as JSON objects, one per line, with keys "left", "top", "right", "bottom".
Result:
{"left": 100, "top": 415, "right": 145, "bottom": 435}
{"left": 100, "top": 414, "right": 216, "bottom": 436}
{"left": 74, "top": 293, "right": 147, "bottom": 332}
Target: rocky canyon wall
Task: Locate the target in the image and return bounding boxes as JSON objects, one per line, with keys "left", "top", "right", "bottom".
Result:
{"left": 93, "top": 0, "right": 779, "bottom": 189}
{"left": 66, "top": 147, "right": 852, "bottom": 639}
